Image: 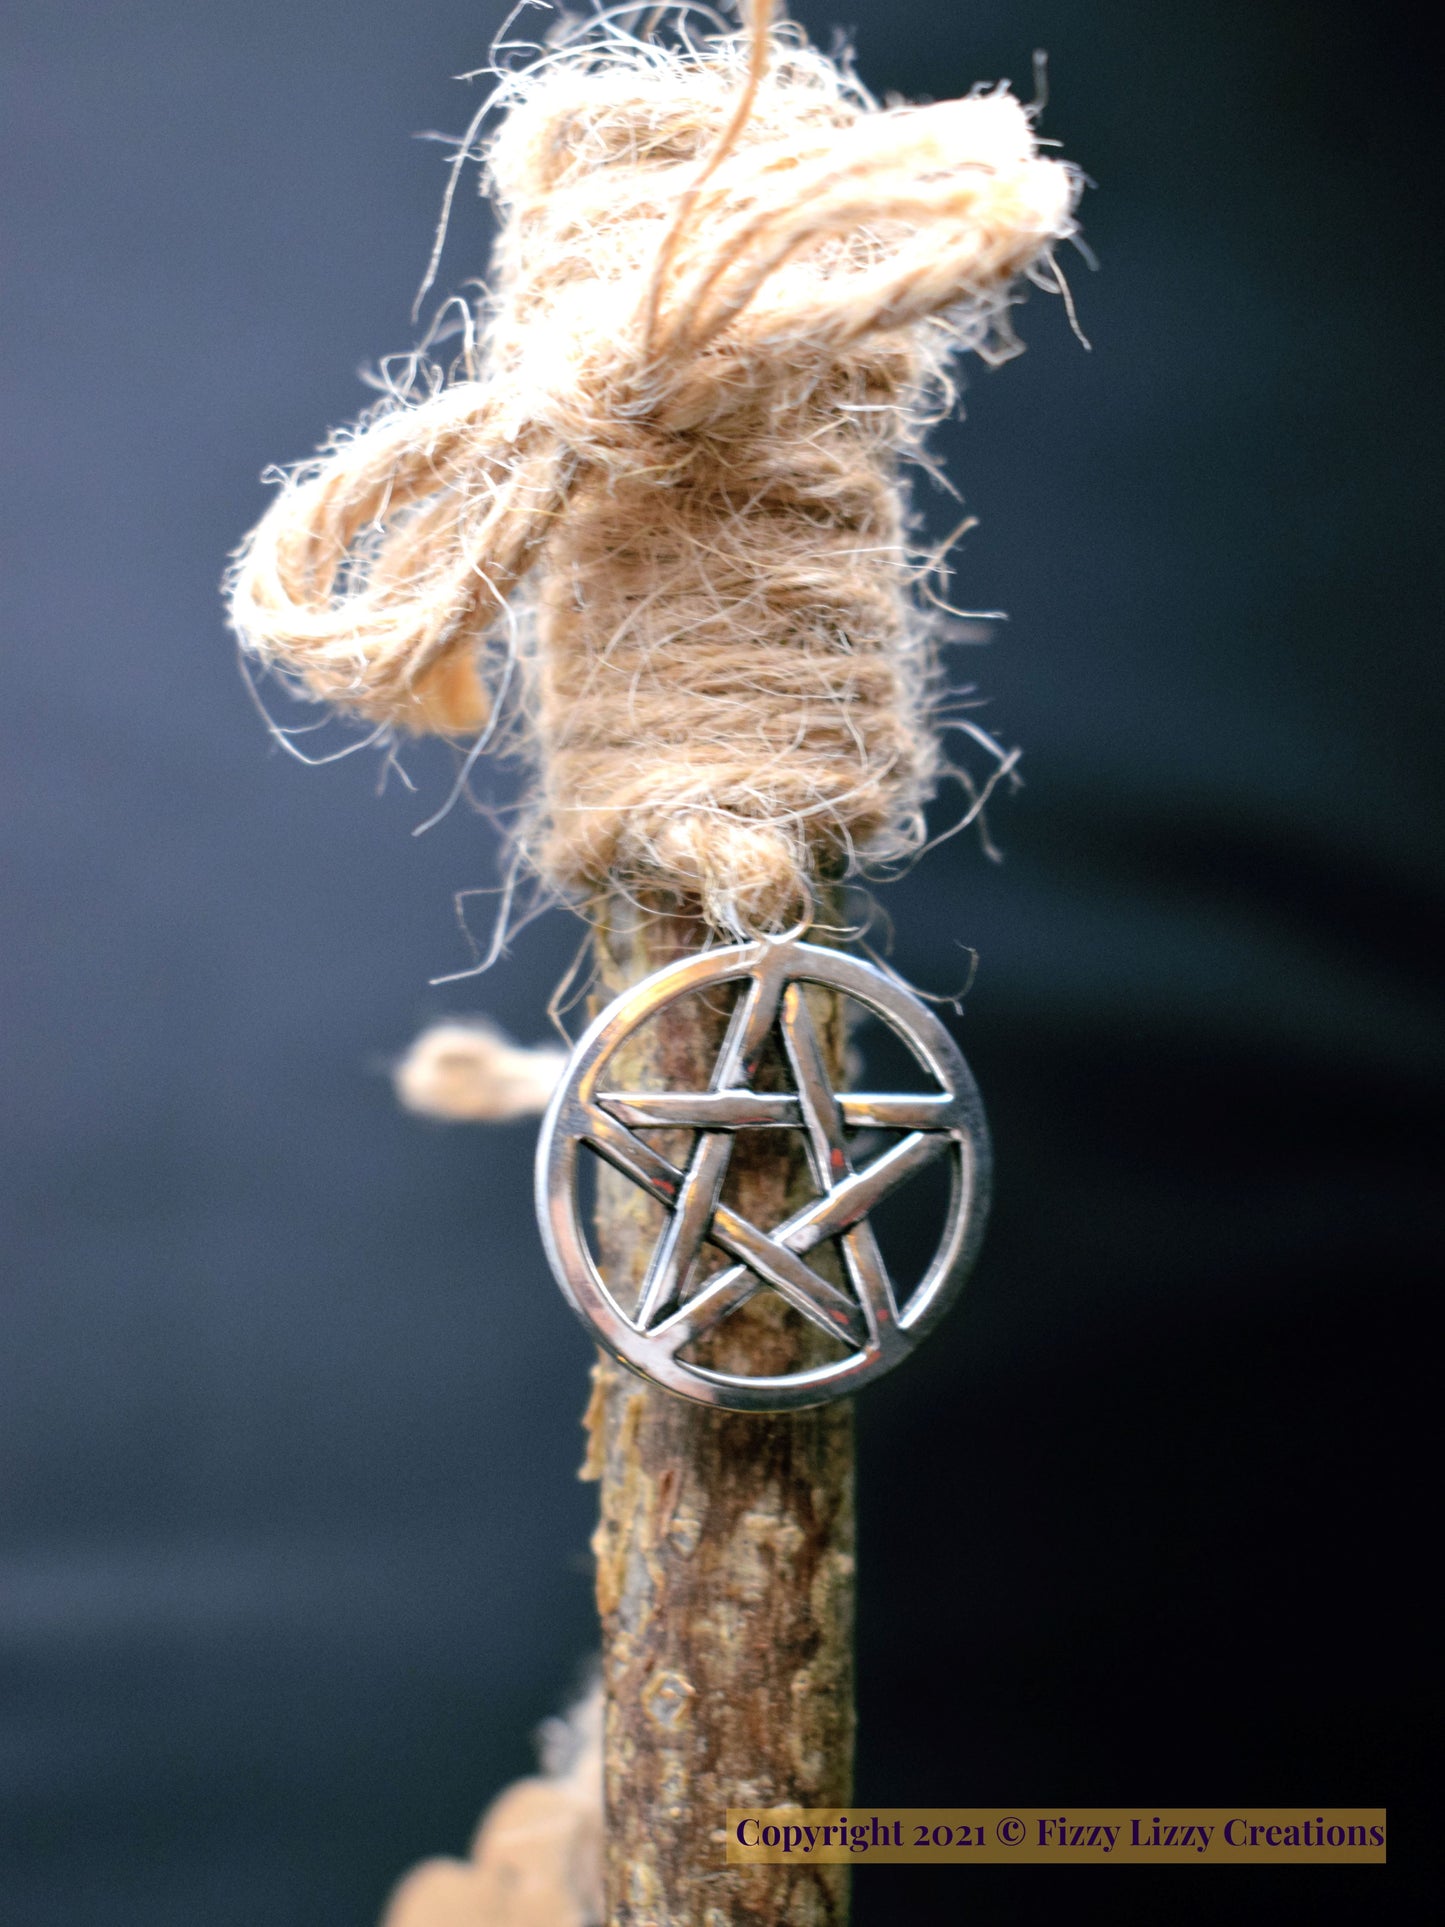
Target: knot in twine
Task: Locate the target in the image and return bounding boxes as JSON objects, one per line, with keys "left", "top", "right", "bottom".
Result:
{"left": 228, "top": 10, "right": 1079, "bottom": 938}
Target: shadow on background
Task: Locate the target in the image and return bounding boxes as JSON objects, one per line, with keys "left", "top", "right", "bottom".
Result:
{"left": 2, "top": 2, "right": 1432, "bottom": 1920}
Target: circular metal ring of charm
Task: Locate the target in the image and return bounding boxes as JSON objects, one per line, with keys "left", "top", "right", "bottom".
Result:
{"left": 535, "top": 938, "right": 991, "bottom": 1411}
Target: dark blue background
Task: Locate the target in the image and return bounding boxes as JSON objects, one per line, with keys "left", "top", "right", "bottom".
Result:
{"left": 3, "top": 3, "right": 1432, "bottom": 1920}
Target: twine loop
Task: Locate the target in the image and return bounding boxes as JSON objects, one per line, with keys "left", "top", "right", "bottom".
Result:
{"left": 228, "top": 15, "right": 1079, "bottom": 937}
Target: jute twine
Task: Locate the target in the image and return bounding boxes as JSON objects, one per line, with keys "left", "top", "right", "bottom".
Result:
{"left": 228, "top": 6, "right": 1077, "bottom": 940}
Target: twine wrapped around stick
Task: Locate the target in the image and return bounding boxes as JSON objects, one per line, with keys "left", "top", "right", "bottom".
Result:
{"left": 227, "top": 5, "right": 1079, "bottom": 940}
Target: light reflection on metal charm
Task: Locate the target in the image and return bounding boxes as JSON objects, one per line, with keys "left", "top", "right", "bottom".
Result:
{"left": 534, "top": 939, "right": 991, "bottom": 1411}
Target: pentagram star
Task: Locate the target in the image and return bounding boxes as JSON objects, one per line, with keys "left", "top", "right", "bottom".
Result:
{"left": 578, "top": 945, "right": 964, "bottom": 1365}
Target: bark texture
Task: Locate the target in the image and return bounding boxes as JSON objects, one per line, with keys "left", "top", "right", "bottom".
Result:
{"left": 581, "top": 904, "right": 855, "bottom": 1926}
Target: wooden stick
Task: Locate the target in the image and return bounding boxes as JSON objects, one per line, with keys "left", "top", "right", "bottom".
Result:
{"left": 581, "top": 901, "right": 855, "bottom": 1927}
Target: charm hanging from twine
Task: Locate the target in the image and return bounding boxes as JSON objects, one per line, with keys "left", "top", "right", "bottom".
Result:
{"left": 537, "top": 936, "right": 990, "bottom": 1411}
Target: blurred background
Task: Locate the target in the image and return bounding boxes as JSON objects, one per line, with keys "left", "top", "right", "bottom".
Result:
{"left": 2, "top": 2, "right": 1433, "bottom": 1920}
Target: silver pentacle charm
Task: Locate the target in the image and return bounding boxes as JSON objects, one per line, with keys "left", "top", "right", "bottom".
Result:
{"left": 534, "top": 939, "right": 991, "bottom": 1411}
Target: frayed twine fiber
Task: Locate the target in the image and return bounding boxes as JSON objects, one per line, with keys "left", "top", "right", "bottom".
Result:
{"left": 228, "top": 4, "right": 1078, "bottom": 937}
{"left": 381, "top": 1681, "right": 602, "bottom": 1927}
{"left": 393, "top": 1019, "right": 564, "bottom": 1122}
